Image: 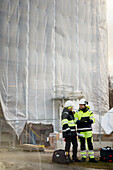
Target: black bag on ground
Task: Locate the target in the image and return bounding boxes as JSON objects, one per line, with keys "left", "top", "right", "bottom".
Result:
{"left": 100, "top": 146, "right": 113, "bottom": 162}
{"left": 52, "top": 149, "right": 68, "bottom": 164}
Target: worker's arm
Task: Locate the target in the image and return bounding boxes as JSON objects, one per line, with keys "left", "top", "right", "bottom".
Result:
{"left": 61, "top": 112, "right": 71, "bottom": 135}
{"left": 89, "top": 111, "right": 95, "bottom": 124}
{"left": 74, "top": 111, "right": 79, "bottom": 124}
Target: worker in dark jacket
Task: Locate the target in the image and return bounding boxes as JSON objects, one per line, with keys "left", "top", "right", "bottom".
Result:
{"left": 61, "top": 100, "right": 80, "bottom": 163}
{"left": 74, "top": 99, "right": 98, "bottom": 163}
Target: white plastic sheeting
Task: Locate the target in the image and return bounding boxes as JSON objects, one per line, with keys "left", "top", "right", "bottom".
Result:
{"left": 93, "top": 113, "right": 105, "bottom": 134}
{"left": 92, "top": 108, "right": 113, "bottom": 135}
{"left": 0, "top": 0, "right": 109, "bottom": 137}
{"left": 101, "top": 108, "right": 113, "bottom": 134}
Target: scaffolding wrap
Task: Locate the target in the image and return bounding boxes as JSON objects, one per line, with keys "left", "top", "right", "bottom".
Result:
{"left": 0, "top": 0, "right": 108, "bottom": 137}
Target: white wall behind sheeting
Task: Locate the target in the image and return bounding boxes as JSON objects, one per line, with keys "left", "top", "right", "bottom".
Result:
{"left": 0, "top": 0, "right": 108, "bottom": 137}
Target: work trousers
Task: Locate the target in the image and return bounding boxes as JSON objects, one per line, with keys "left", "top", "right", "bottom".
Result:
{"left": 79, "top": 136, "right": 94, "bottom": 158}
{"left": 65, "top": 136, "right": 78, "bottom": 158}
{"left": 79, "top": 136, "right": 93, "bottom": 150}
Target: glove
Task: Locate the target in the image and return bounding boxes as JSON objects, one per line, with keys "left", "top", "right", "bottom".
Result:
{"left": 89, "top": 119, "right": 93, "bottom": 124}
{"left": 76, "top": 120, "right": 81, "bottom": 125}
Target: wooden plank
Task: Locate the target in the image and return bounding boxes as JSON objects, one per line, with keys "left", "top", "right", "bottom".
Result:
{"left": 18, "top": 144, "right": 45, "bottom": 148}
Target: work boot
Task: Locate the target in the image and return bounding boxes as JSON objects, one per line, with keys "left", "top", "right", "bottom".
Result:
{"left": 80, "top": 158, "right": 86, "bottom": 162}
{"left": 89, "top": 158, "right": 98, "bottom": 163}
{"left": 72, "top": 156, "right": 81, "bottom": 162}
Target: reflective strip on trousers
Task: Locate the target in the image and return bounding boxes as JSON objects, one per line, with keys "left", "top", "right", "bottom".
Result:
{"left": 80, "top": 150, "right": 86, "bottom": 158}
{"left": 88, "top": 150, "right": 94, "bottom": 158}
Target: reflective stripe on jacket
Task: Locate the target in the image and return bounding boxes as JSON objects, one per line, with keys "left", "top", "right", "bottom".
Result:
{"left": 61, "top": 108, "right": 76, "bottom": 138}
{"left": 74, "top": 106, "right": 95, "bottom": 132}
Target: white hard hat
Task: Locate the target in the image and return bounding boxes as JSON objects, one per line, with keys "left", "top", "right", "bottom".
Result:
{"left": 64, "top": 100, "right": 74, "bottom": 108}
{"left": 79, "top": 99, "right": 88, "bottom": 105}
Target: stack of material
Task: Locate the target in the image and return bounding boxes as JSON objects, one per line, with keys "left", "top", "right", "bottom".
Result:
{"left": 17, "top": 144, "right": 44, "bottom": 152}
{"left": 49, "top": 133, "right": 59, "bottom": 149}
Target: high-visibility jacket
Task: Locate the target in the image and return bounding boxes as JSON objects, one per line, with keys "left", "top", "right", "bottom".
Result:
{"left": 61, "top": 108, "right": 76, "bottom": 138}
{"left": 74, "top": 106, "right": 95, "bottom": 133}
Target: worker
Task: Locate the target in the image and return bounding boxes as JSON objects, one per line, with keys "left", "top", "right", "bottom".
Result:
{"left": 74, "top": 99, "right": 98, "bottom": 163}
{"left": 61, "top": 100, "right": 80, "bottom": 163}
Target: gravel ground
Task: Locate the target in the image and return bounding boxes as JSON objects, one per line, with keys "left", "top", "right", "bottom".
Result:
{"left": 0, "top": 149, "right": 110, "bottom": 170}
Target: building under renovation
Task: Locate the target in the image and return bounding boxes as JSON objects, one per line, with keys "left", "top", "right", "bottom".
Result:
{"left": 0, "top": 0, "right": 110, "bottom": 146}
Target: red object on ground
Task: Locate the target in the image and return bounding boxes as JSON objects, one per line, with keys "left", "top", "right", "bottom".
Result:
{"left": 109, "top": 160, "right": 112, "bottom": 162}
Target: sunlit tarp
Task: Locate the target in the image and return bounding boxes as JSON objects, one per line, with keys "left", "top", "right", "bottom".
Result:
{"left": 101, "top": 108, "right": 113, "bottom": 134}
{"left": 0, "top": 0, "right": 108, "bottom": 137}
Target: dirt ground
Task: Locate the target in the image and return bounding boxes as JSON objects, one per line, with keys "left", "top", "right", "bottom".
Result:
{"left": 0, "top": 148, "right": 112, "bottom": 170}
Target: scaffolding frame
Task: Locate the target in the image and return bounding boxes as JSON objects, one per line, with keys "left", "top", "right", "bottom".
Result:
{"left": 52, "top": 85, "right": 84, "bottom": 100}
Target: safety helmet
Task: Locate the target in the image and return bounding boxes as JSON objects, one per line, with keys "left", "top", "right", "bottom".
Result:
{"left": 64, "top": 100, "right": 74, "bottom": 108}
{"left": 79, "top": 99, "right": 88, "bottom": 105}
